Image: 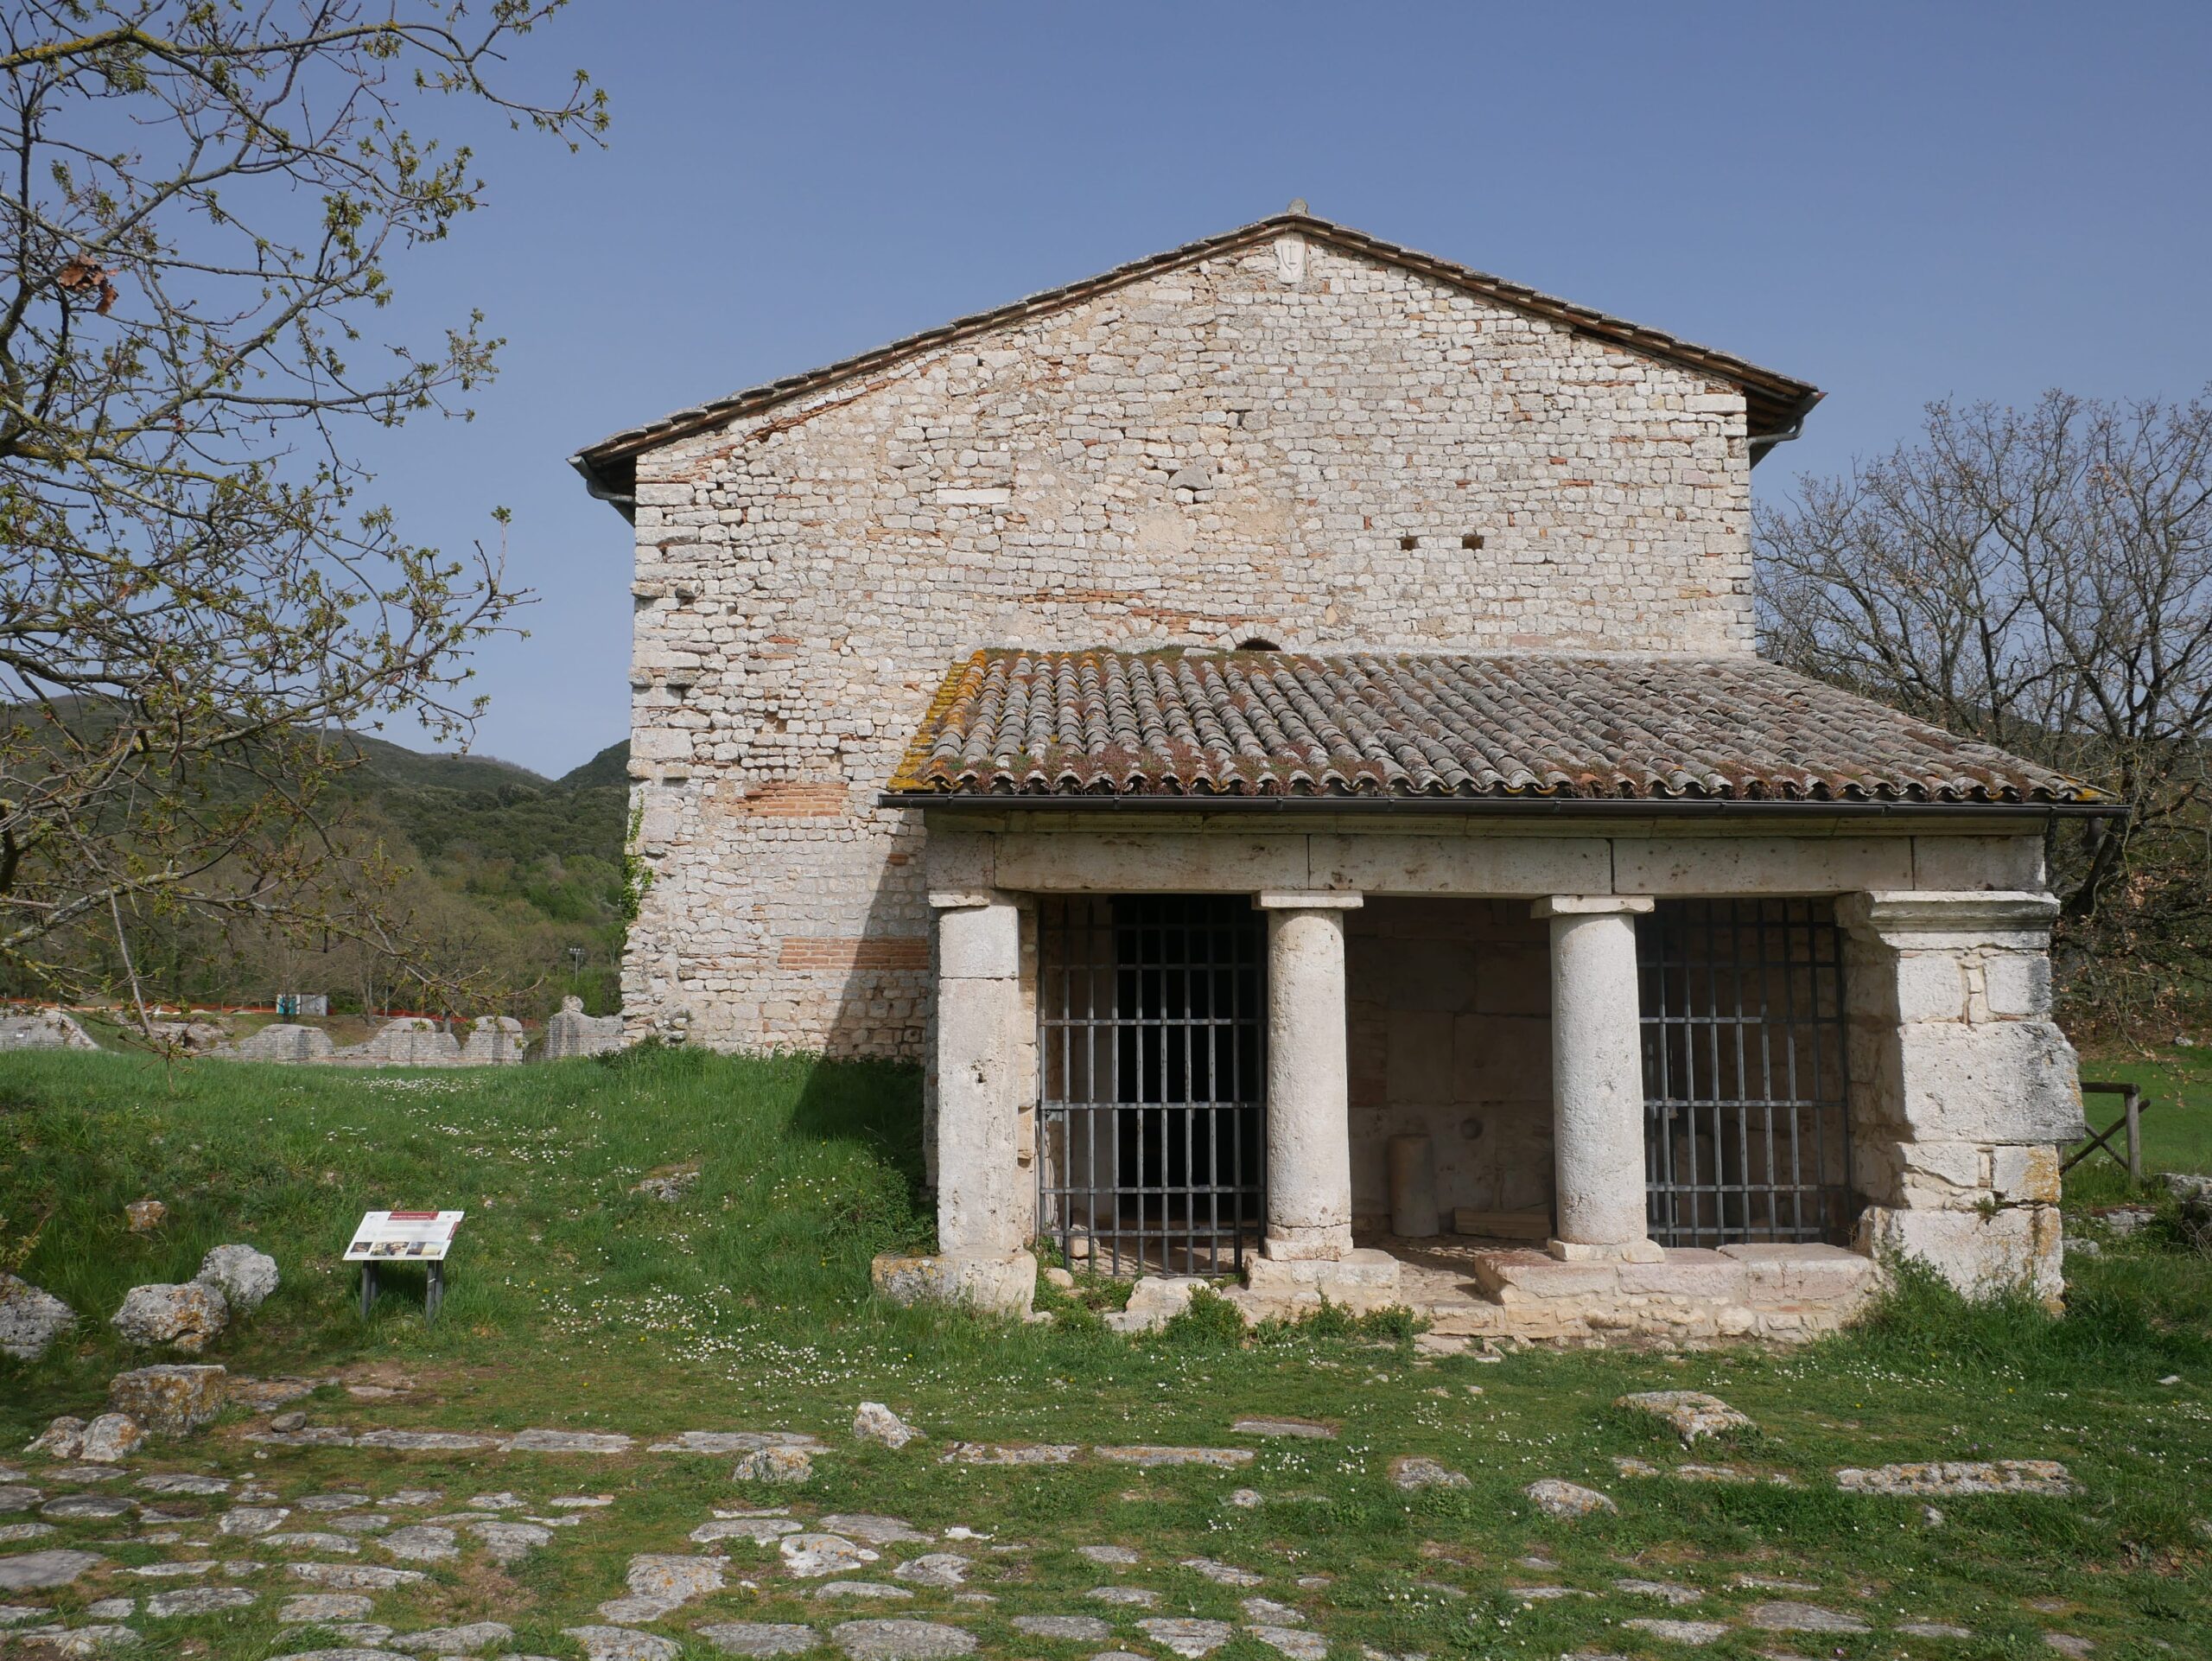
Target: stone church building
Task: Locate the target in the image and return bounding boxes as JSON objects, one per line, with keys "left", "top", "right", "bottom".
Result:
{"left": 573, "top": 212, "right": 2111, "bottom": 1339}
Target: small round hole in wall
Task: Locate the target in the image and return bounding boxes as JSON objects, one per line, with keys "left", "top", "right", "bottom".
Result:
{"left": 1237, "top": 637, "right": 1281, "bottom": 652}
{"left": 1459, "top": 1116, "right": 1484, "bottom": 1141}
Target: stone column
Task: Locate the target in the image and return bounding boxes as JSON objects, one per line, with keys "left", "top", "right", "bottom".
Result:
{"left": 1255, "top": 893, "right": 1363, "bottom": 1261}
{"left": 1838, "top": 891, "right": 2081, "bottom": 1305}
{"left": 1535, "top": 895, "right": 1660, "bottom": 1263}
{"left": 876, "top": 889, "right": 1036, "bottom": 1316}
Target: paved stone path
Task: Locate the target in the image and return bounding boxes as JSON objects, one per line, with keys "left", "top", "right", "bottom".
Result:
{"left": 0, "top": 1395, "right": 2113, "bottom": 1659}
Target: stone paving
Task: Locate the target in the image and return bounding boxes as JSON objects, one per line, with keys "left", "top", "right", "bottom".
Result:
{"left": 0, "top": 1393, "right": 2116, "bottom": 1659}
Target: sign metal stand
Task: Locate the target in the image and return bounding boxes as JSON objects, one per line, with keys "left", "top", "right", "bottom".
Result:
{"left": 345, "top": 1210, "right": 464, "bottom": 1323}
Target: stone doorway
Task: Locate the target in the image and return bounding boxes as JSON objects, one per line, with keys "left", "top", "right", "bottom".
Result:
{"left": 1034, "top": 894, "right": 1266, "bottom": 1276}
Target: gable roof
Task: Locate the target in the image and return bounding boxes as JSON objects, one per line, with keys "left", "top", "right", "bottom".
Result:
{"left": 571, "top": 213, "right": 1823, "bottom": 503}
{"left": 885, "top": 648, "right": 2107, "bottom": 811}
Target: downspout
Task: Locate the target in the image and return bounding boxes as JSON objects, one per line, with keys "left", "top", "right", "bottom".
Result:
{"left": 569, "top": 453, "right": 637, "bottom": 521}
{"left": 1747, "top": 391, "right": 1823, "bottom": 466}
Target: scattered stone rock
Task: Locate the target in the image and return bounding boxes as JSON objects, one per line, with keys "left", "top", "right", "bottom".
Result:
{"left": 891, "top": 1555, "right": 969, "bottom": 1590}
{"left": 397, "top": 1622, "right": 514, "bottom": 1655}
{"left": 1388, "top": 1456, "right": 1469, "bottom": 1492}
{"left": 353, "top": 1430, "right": 499, "bottom": 1452}
{"left": 125, "top": 1200, "right": 168, "bottom": 1232}
{"left": 288, "top": 1562, "right": 425, "bottom": 1590}
{"left": 1077, "top": 1545, "right": 1140, "bottom": 1567}
{"left": 1012, "top": 1617, "right": 1110, "bottom": 1642}
{"left": 74, "top": 1415, "right": 143, "bottom": 1463}
{"left": 627, "top": 1554, "right": 726, "bottom": 1604}
{"left": 190, "top": 1244, "right": 280, "bottom": 1317}
{"left": 128, "top": 1562, "right": 214, "bottom": 1579}
{"left": 2044, "top": 1637, "right": 2093, "bottom": 1658}
{"left": 506, "top": 1429, "right": 633, "bottom": 1454}
{"left": 378, "top": 1526, "right": 458, "bottom": 1563}
{"left": 0, "top": 1605, "right": 49, "bottom": 1626}
{"left": 1616, "top": 1578, "right": 1701, "bottom": 1605}
{"left": 1096, "top": 1447, "right": 1252, "bottom": 1468}
{"left": 388, "top": 1490, "right": 442, "bottom": 1507}
{"left": 819, "top": 1515, "right": 927, "bottom": 1546}
{"left": 0, "top": 1550, "right": 104, "bottom": 1591}
{"left": 1745, "top": 1602, "right": 1869, "bottom": 1633}
{"left": 109, "top": 1365, "right": 231, "bottom": 1439}
{"left": 1087, "top": 1587, "right": 1157, "bottom": 1607}
{"left": 1247, "top": 1626, "right": 1326, "bottom": 1660}
{"left": 85, "top": 1598, "right": 134, "bottom": 1620}
{"left": 550, "top": 1494, "right": 612, "bottom": 1509}
{"left": 853, "top": 1403, "right": 919, "bottom": 1450}
{"left": 1227, "top": 1488, "right": 1263, "bottom": 1509}
{"left": 468, "top": 1518, "right": 550, "bottom": 1564}
{"left": 936, "top": 1442, "right": 1077, "bottom": 1465}
{"left": 0, "top": 1275, "right": 76, "bottom": 1362}
{"left": 111, "top": 1282, "right": 227, "bottom": 1352}
{"left": 1897, "top": 1620, "right": 1974, "bottom": 1639}
{"left": 1241, "top": 1599, "right": 1302, "bottom": 1625}
{"left": 220, "top": 1505, "right": 289, "bottom": 1536}
{"left": 831, "top": 1620, "right": 975, "bottom": 1661}
{"left": 696, "top": 1623, "right": 820, "bottom": 1657}
{"left": 1524, "top": 1479, "right": 1618, "bottom": 1519}
{"left": 1104, "top": 1276, "right": 1205, "bottom": 1334}
{"left": 633, "top": 1166, "right": 700, "bottom": 1202}
{"left": 813, "top": 1583, "right": 912, "bottom": 1603}
{"left": 0, "top": 1523, "right": 55, "bottom": 1543}
{"left": 1137, "top": 1618, "right": 1235, "bottom": 1658}
{"left": 273, "top": 1412, "right": 309, "bottom": 1432}
{"left": 1733, "top": 1575, "right": 1820, "bottom": 1593}
{"left": 297, "top": 1494, "right": 372, "bottom": 1513}
{"left": 281, "top": 1594, "right": 377, "bottom": 1623}
{"left": 1181, "top": 1558, "right": 1263, "bottom": 1587}
{"left": 25, "top": 1417, "right": 87, "bottom": 1458}
{"left": 1624, "top": 1619, "right": 1730, "bottom": 1645}
{"left": 0, "top": 1007, "right": 97, "bottom": 1052}
{"left": 1230, "top": 1417, "right": 1335, "bottom": 1440}
{"left": 1834, "top": 1460, "right": 2075, "bottom": 1498}
{"left": 735, "top": 1448, "right": 814, "bottom": 1485}
{"left": 783, "top": 1536, "right": 877, "bottom": 1579}
{"left": 10, "top": 1623, "right": 141, "bottom": 1655}
{"left": 694, "top": 1517, "right": 802, "bottom": 1545}
{"left": 148, "top": 1586, "right": 258, "bottom": 1617}
{"left": 0, "top": 1486, "right": 41, "bottom": 1513}
{"left": 132, "top": 1477, "right": 227, "bottom": 1504}
{"left": 1616, "top": 1391, "right": 1752, "bottom": 1444}
{"left": 41, "top": 1493, "right": 134, "bottom": 1520}
{"left": 563, "top": 1627, "right": 681, "bottom": 1661}
{"left": 647, "top": 1430, "right": 818, "bottom": 1455}
{"left": 263, "top": 1531, "right": 361, "bottom": 1555}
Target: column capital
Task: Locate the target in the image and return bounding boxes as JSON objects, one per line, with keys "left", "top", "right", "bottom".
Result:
{"left": 1837, "top": 890, "right": 2057, "bottom": 946}
{"left": 1534, "top": 894, "right": 1654, "bottom": 920}
{"left": 1254, "top": 890, "right": 1363, "bottom": 911}
{"left": 928, "top": 888, "right": 1021, "bottom": 911}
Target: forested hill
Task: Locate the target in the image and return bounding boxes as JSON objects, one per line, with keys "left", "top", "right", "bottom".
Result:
{"left": 336, "top": 733, "right": 631, "bottom": 868}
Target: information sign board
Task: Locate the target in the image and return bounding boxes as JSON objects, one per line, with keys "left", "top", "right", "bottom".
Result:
{"left": 344, "top": 1210, "right": 464, "bottom": 1263}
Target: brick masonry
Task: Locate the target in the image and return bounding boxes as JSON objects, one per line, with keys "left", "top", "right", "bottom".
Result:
{"left": 620, "top": 232, "right": 1756, "bottom": 1053}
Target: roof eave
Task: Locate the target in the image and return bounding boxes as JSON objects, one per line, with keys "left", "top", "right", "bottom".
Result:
{"left": 875, "top": 791, "right": 2123, "bottom": 821}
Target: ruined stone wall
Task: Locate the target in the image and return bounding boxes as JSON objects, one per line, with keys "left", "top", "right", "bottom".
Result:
{"left": 625, "top": 235, "right": 1754, "bottom": 1053}
{"left": 1345, "top": 899, "right": 1554, "bottom": 1232}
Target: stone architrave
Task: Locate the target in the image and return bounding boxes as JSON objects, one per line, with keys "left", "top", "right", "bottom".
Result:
{"left": 1838, "top": 892, "right": 2080, "bottom": 1303}
{"left": 1534, "top": 896, "right": 1659, "bottom": 1262}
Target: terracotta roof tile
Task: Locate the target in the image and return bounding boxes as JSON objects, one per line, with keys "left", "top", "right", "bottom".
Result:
{"left": 886, "top": 649, "right": 2103, "bottom": 806}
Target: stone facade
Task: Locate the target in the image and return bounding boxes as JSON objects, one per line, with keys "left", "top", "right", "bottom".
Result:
{"left": 618, "top": 233, "right": 1754, "bottom": 1055}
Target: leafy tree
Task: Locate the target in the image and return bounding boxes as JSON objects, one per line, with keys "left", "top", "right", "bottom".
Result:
{"left": 1758, "top": 390, "right": 2212, "bottom": 1029}
{"left": 0, "top": 1, "right": 605, "bottom": 1022}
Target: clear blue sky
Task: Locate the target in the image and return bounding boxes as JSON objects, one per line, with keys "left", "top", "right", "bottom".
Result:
{"left": 360, "top": 1, "right": 2212, "bottom": 776}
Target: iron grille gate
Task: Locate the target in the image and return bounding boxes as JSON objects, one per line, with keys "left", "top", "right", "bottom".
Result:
{"left": 1036, "top": 894, "right": 1266, "bottom": 1276}
{"left": 1637, "top": 898, "right": 1853, "bottom": 1247}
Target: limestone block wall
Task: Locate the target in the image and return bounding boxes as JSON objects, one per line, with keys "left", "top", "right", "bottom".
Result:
{"left": 1839, "top": 892, "right": 2083, "bottom": 1302}
{"left": 1345, "top": 899, "right": 1554, "bottom": 1231}
{"left": 621, "top": 233, "right": 1755, "bottom": 1054}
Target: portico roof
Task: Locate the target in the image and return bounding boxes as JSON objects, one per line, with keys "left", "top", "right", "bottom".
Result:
{"left": 884, "top": 649, "right": 2110, "bottom": 811}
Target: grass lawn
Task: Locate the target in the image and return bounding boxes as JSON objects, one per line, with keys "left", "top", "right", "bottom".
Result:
{"left": 1, "top": 1046, "right": 2208, "bottom": 1660}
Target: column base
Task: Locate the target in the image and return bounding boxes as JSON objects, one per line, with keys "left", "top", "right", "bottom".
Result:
{"left": 1262, "top": 1226, "right": 1357, "bottom": 1262}
{"left": 871, "top": 1250, "right": 1036, "bottom": 1319}
{"left": 1235, "top": 1247, "right": 1402, "bottom": 1321}
{"left": 1547, "top": 1237, "right": 1665, "bottom": 1264}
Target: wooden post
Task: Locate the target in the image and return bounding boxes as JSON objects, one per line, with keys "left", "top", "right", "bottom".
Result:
{"left": 2125, "top": 1085, "right": 2143, "bottom": 1183}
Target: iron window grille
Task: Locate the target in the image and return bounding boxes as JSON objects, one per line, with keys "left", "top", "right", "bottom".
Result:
{"left": 1637, "top": 897, "right": 1854, "bottom": 1247}
{"left": 1035, "top": 894, "right": 1266, "bottom": 1277}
